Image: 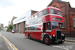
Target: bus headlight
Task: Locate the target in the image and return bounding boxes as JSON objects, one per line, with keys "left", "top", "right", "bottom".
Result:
{"left": 61, "top": 34, "right": 64, "bottom": 36}
{"left": 53, "top": 17, "right": 55, "bottom": 20}
{"left": 53, "top": 34, "right": 55, "bottom": 37}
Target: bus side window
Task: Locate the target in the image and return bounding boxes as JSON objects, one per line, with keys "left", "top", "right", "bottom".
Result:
{"left": 43, "top": 9, "right": 48, "bottom": 15}
{"left": 34, "top": 27, "right": 37, "bottom": 30}
{"left": 39, "top": 12, "right": 42, "bottom": 17}
{"left": 35, "top": 15, "right": 37, "bottom": 18}
{"left": 32, "top": 16, "right": 35, "bottom": 19}
{"left": 47, "top": 22, "right": 50, "bottom": 30}
{"left": 25, "top": 27, "right": 28, "bottom": 30}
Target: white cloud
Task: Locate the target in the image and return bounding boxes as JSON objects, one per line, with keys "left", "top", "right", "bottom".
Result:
{"left": 0, "top": 0, "right": 75, "bottom": 26}
{"left": 0, "top": 0, "right": 15, "bottom": 8}
{"left": 62, "top": 0, "right": 75, "bottom": 8}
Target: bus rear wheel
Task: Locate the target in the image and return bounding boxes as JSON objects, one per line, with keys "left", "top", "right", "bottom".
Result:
{"left": 44, "top": 36, "right": 51, "bottom": 45}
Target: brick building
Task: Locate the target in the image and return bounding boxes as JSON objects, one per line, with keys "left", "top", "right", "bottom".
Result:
{"left": 47, "top": 0, "right": 75, "bottom": 36}
{"left": 13, "top": 10, "right": 38, "bottom": 34}
{"left": 0, "top": 24, "right": 4, "bottom": 29}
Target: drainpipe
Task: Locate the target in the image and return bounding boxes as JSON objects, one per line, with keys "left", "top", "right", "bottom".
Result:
{"left": 69, "top": 9, "right": 71, "bottom": 37}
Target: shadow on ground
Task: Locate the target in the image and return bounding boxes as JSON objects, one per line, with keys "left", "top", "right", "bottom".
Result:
{"left": 25, "top": 37, "right": 63, "bottom": 46}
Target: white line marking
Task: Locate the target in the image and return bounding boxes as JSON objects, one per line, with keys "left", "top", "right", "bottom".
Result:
{"left": 0, "top": 33, "right": 18, "bottom": 50}
{"left": 53, "top": 45, "right": 69, "bottom": 50}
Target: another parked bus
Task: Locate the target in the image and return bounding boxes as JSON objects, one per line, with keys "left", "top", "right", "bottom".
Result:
{"left": 25, "top": 6, "right": 65, "bottom": 45}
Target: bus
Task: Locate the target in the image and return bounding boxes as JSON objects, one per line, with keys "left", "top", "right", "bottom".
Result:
{"left": 25, "top": 6, "right": 65, "bottom": 45}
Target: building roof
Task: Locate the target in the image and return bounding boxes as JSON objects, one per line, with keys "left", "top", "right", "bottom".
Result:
{"left": 31, "top": 10, "right": 38, "bottom": 12}
{"left": 47, "top": 0, "right": 71, "bottom": 8}
{"left": 70, "top": 8, "right": 75, "bottom": 10}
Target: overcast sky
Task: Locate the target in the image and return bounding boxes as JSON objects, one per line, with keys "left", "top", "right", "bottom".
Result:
{"left": 0, "top": 0, "right": 75, "bottom": 27}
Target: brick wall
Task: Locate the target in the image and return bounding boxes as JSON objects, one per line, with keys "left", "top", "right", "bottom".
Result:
{"left": 31, "top": 10, "right": 38, "bottom": 15}
{"left": 20, "top": 22, "right": 25, "bottom": 34}
{"left": 16, "top": 24, "right": 18, "bottom": 33}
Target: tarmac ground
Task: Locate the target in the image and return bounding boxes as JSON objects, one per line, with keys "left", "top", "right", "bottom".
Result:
{"left": 0, "top": 36, "right": 9, "bottom": 50}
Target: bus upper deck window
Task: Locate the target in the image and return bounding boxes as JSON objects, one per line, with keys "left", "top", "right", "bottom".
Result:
{"left": 50, "top": 9, "right": 56, "bottom": 14}
{"left": 39, "top": 12, "right": 42, "bottom": 17}
{"left": 57, "top": 10, "right": 61, "bottom": 15}
{"left": 43, "top": 9, "right": 48, "bottom": 15}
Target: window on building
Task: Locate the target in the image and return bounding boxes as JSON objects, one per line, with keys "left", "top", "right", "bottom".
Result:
{"left": 57, "top": 7, "right": 58, "bottom": 8}
{"left": 43, "top": 9, "right": 48, "bottom": 15}
{"left": 53, "top": 5, "right": 56, "bottom": 7}
{"left": 60, "top": 19, "right": 65, "bottom": 28}
{"left": 50, "top": 9, "right": 56, "bottom": 14}
{"left": 74, "top": 17, "right": 75, "bottom": 27}
{"left": 53, "top": 5, "right": 59, "bottom": 8}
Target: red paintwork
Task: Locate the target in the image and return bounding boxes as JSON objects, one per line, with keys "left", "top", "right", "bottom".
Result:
{"left": 25, "top": 31, "right": 42, "bottom": 40}
{"left": 25, "top": 6, "right": 63, "bottom": 41}
{"left": 42, "top": 15, "right": 63, "bottom": 23}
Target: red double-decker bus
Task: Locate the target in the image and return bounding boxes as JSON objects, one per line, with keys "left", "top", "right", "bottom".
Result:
{"left": 25, "top": 6, "right": 65, "bottom": 45}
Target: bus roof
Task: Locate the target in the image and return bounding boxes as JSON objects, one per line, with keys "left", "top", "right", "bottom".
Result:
{"left": 27, "top": 6, "right": 61, "bottom": 19}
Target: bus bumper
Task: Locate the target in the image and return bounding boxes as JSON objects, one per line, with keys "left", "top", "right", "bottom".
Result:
{"left": 52, "top": 36, "right": 65, "bottom": 43}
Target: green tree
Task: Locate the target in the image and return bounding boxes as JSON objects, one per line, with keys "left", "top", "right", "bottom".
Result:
{"left": 0, "top": 27, "right": 1, "bottom": 30}
{"left": 0, "top": 27, "right": 1, "bottom": 29}
{"left": 7, "top": 24, "right": 13, "bottom": 31}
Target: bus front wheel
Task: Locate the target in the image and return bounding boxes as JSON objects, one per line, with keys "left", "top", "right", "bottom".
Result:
{"left": 44, "top": 36, "right": 51, "bottom": 45}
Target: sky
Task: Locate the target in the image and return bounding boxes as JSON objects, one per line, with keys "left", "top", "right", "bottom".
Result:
{"left": 0, "top": 0, "right": 75, "bottom": 27}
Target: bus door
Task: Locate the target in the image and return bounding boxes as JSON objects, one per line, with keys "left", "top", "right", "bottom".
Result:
{"left": 43, "top": 23, "right": 46, "bottom": 33}
{"left": 43, "top": 22, "right": 51, "bottom": 33}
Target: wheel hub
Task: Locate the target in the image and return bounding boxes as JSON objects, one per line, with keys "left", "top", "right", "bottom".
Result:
{"left": 45, "top": 38, "right": 49, "bottom": 43}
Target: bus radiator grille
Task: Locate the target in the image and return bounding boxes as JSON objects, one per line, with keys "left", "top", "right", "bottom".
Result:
{"left": 56, "top": 31, "right": 61, "bottom": 39}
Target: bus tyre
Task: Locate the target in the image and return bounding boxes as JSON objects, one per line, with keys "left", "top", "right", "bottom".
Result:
{"left": 59, "top": 40, "right": 64, "bottom": 44}
{"left": 44, "top": 36, "right": 51, "bottom": 45}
